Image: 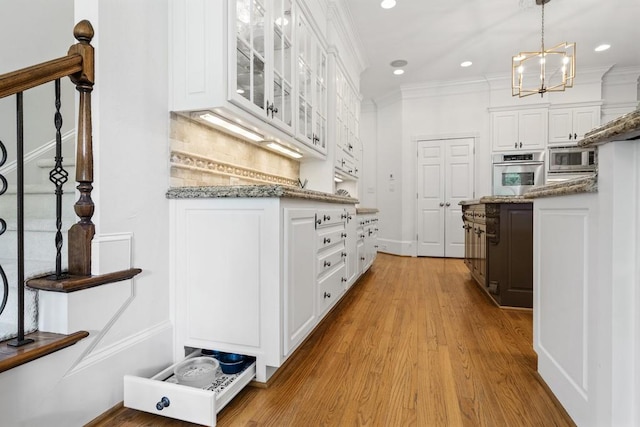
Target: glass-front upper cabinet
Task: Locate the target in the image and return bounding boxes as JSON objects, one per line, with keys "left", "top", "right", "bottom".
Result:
{"left": 295, "top": 9, "right": 327, "bottom": 154}
{"left": 231, "top": 0, "right": 295, "bottom": 135}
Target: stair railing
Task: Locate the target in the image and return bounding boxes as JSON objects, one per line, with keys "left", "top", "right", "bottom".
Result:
{"left": 0, "top": 20, "right": 95, "bottom": 347}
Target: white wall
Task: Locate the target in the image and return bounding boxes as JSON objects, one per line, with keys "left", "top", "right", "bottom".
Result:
{"left": 0, "top": 1, "right": 173, "bottom": 425}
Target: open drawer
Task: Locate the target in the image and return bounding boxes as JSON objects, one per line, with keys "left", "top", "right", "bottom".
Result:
{"left": 124, "top": 350, "right": 256, "bottom": 426}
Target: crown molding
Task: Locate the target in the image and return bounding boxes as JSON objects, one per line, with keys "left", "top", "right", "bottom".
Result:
{"left": 326, "top": 0, "right": 368, "bottom": 74}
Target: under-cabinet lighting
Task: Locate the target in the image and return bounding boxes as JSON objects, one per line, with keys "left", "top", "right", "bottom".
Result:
{"left": 199, "top": 113, "right": 263, "bottom": 142}
{"left": 334, "top": 175, "right": 344, "bottom": 183}
{"left": 266, "top": 142, "right": 303, "bottom": 159}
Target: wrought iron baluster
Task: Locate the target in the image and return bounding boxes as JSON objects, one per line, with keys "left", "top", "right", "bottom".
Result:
{"left": 50, "top": 79, "right": 68, "bottom": 279}
{"left": 0, "top": 140, "right": 8, "bottom": 316}
{"left": 8, "top": 92, "right": 34, "bottom": 347}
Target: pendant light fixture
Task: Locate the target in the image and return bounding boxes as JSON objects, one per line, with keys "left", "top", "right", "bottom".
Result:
{"left": 512, "top": 0, "right": 575, "bottom": 97}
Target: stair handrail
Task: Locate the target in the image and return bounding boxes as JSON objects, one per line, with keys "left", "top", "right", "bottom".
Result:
{"left": 0, "top": 20, "right": 95, "bottom": 347}
{"left": 0, "top": 20, "right": 95, "bottom": 277}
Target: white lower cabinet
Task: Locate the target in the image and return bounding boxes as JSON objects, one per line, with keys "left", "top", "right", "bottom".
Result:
{"left": 283, "top": 208, "right": 317, "bottom": 357}
{"left": 124, "top": 350, "right": 256, "bottom": 426}
{"left": 132, "top": 197, "right": 376, "bottom": 425}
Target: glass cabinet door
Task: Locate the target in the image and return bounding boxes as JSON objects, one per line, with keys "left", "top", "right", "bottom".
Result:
{"left": 296, "top": 13, "right": 313, "bottom": 145}
{"left": 234, "top": 0, "right": 267, "bottom": 113}
{"left": 270, "top": 0, "right": 294, "bottom": 132}
{"left": 314, "top": 44, "right": 327, "bottom": 152}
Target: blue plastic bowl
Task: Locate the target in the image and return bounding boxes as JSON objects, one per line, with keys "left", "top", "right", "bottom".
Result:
{"left": 218, "top": 353, "right": 245, "bottom": 374}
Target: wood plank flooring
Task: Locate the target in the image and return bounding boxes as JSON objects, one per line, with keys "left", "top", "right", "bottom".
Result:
{"left": 90, "top": 254, "right": 575, "bottom": 427}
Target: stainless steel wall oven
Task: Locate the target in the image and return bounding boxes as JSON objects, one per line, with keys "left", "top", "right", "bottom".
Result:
{"left": 492, "top": 151, "right": 545, "bottom": 196}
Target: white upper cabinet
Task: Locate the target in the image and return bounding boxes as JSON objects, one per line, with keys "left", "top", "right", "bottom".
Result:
{"left": 295, "top": 9, "right": 327, "bottom": 154}
{"left": 548, "top": 106, "right": 601, "bottom": 145}
{"left": 170, "top": 0, "right": 332, "bottom": 157}
{"left": 231, "top": 0, "right": 296, "bottom": 135}
{"left": 334, "top": 63, "right": 361, "bottom": 178}
{"left": 491, "top": 108, "right": 548, "bottom": 152}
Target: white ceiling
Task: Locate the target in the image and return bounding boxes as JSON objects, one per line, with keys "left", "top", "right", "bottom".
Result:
{"left": 343, "top": 0, "right": 640, "bottom": 101}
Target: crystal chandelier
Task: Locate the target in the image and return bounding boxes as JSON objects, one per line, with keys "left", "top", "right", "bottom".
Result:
{"left": 512, "top": 0, "right": 576, "bottom": 97}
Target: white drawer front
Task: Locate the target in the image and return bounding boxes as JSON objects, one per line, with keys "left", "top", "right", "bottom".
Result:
{"left": 318, "top": 264, "right": 346, "bottom": 314}
{"left": 124, "top": 352, "right": 256, "bottom": 426}
{"left": 317, "top": 245, "right": 346, "bottom": 276}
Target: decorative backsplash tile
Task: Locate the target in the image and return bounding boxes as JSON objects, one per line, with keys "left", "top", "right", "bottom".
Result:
{"left": 169, "top": 113, "right": 300, "bottom": 187}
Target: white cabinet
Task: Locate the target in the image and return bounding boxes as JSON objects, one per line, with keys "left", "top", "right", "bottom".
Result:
{"left": 170, "top": 0, "right": 330, "bottom": 156}
{"left": 283, "top": 208, "right": 317, "bottom": 357}
{"left": 295, "top": 9, "right": 327, "bottom": 153}
{"left": 344, "top": 207, "right": 358, "bottom": 287}
{"left": 315, "top": 208, "right": 347, "bottom": 314}
{"left": 491, "top": 108, "right": 548, "bottom": 151}
{"left": 169, "top": 197, "right": 363, "bottom": 387}
{"left": 356, "top": 213, "right": 378, "bottom": 275}
{"left": 334, "top": 64, "right": 361, "bottom": 179}
{"left": 548, "top": 106, "right": 600, "bottom": 145}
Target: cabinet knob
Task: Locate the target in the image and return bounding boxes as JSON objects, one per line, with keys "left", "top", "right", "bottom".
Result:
{"left": 519, "top": 142, "right": 523, "bottom": 148}
{"left": 324, "top": 292, "right": 331, "bottom": 299}
{"left": 156, "top": 397, "right": 170, "bottom": 411}
{"left": 439, "top": 202, "right": 445, "bottom": 207}
{"left": 341, "top": 232, "right": 347, "bottom": 238}
{"left": 569, "top": 132, "right": 573, "bottom": 139}
{"left": 324, "top": 215, "right": 331, "bottom": 221}
{"left": 341, "top": 252, "right": 347, "bottom": 258}
{"left": 324, "top": 260, "right": 331, "bottom": 267}
{"left": 341, "top": 277, "right": 347, "bottom": 283}
{"left": 324, "top": 237, "right": 331, "bottom": 244}
{"left": 574, "top": 133, "right": 577, "bottom": 140}
{"left": 514, "top": 142, "right": 518, "bottom": 148}
{"left": 361, "top": 256, "right": 365, "bottom": 261}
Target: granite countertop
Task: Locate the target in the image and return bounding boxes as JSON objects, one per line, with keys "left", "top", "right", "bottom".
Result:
{"left": 523, "top": 174, "right": 598, "bottom": 199}
{"left": 356, "top": 207, "right": 379, "bottom": 214}
{"left": 166, "top": 185, "right": 359, "bottom": 204}
{"left": 459, "top": 196, "right": 533, "bottom": 206}
{"left": 578, "top": 109, "right": 640, "bottom": 147}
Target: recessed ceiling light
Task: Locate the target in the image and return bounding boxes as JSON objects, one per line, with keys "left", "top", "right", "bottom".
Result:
{"left": 393, "top": 69, "right": 405, "bottom": 75}
{"left": 460, "top": 61, "right": 473, "bottom": 67}
{"left": 390, "top": 59, "right": 407, "bottom": 68}
{"left": 381, "top": 0, "right": 396, "bottom": 9}
{"left": 594, "top": 44, "right": 611, "bottom": 52}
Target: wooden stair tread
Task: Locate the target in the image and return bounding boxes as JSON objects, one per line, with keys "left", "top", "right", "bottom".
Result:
{"left": 0, "top": 331, "right": 89, "bottom": 373}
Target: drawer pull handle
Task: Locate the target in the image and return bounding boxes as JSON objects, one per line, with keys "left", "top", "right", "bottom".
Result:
{"left": 324, "top": 237, "right": 331, "bottom": 244}
{"left": 324, "top": 215, "right": 331, "bottom": 221}
{"left": 341, "top": 252, "right": 347, "bottom": 258}
{"left": 341, "top": 277, "right": 347, "bottom": 283}
{"left": 156, "top": 396, "right": 170, "bottom": 411}
{"left": 324, "top": 292, "right": 331, "bottom": 298}
{"left": 324, "top": 260, "right": 331, "bottom": 267}
{"left": 341, "top": 232, "right": 347, "bottom": 238}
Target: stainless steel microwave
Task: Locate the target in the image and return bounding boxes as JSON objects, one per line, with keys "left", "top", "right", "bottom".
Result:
{"left": 548, "top": 145, "right": 596, "bottom": 173}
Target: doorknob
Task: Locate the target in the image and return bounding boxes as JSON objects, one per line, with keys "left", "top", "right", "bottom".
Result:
{"left": 445, "top": 202, "right": 451, "bottom": 207}
{"left": 439, "top": 202, "right": 445, "bottom": 207}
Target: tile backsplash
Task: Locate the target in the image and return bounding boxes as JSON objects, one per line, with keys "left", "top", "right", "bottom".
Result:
{"left": 169, "top": 113, "right": 300, "bottom": 187}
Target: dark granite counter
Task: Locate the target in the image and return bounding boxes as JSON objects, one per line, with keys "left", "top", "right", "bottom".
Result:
{"left": 524, "top": 174, "right": 598, "bottom": 199}
{"left": 166, "top": 185, "right": 359, "bottom": 204}
{"left": 578, "top": 109, "right": 640, "bottom": 147}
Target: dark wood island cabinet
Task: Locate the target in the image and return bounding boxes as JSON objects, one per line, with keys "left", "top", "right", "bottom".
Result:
{"left": 461, "top": 199, "right": 533, "bottom": 308}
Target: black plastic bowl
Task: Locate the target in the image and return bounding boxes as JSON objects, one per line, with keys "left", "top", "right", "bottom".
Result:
{"left": 218, "top": 353, "right": 245, "bottom": 374}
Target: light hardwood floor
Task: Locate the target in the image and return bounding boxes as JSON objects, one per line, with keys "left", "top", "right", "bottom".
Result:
{"left": 90, "top": 254, "right": 575, "bottom": 426}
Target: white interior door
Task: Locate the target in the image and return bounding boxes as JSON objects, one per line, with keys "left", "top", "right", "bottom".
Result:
{"left": 417, "top": 138, "right": 474, "bottom": 257}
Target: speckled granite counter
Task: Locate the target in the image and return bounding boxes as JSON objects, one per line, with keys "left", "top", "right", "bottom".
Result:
{"left": 578, "top": 109, "right": 640, "bottom": 147}
{"left": 166, "top": 185, "right": 359, "bottom": 204}
{"left": 459, "top": 196, "right": 532, "bottom": 206}
{"left": 523, "top": 174, "right": 598, "bottom": 199}
{"left": 356, "top": 207, "right": 379, "bottom": 214}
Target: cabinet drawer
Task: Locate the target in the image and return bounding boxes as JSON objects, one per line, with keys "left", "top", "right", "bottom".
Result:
{"left": 124, "top": 351, "right": 256, "bottom": 426}
{"left": 315, "top": 209, "right": 347, "bottom": 228}
{"left": 317, "top": 228, "right": 346, "bottom": 249}
{"left": 318, "top": 264, "right": 346, "bottom": 314}
{"left": 317, "top": 244, "right": 346, "bottom": 276}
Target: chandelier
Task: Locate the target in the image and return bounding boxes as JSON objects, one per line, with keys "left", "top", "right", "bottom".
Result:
{"left": 512, "top": 0, "right": 576, "bottom": 97}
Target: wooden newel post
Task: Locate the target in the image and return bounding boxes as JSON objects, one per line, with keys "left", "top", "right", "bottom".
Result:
{"left": 67, "top": 20, "right": 95, "bottom": 276}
